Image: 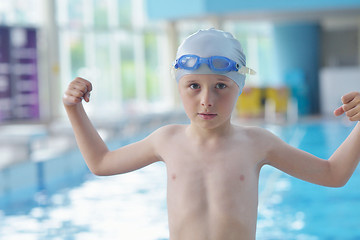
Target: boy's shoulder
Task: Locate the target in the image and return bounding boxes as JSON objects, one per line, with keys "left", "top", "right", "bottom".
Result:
{"left": 147, "top": 124, "right": 187, "bottom": 150}
{"left": 233, "top": 124, "right": 268, "bottom": 135}
{"left": 151, "top": 124, "right": 186, "bottom": 139}
{"left": 232, "top": 124, "right": 277, "bottom": 143}
{"left": 232, "top": 124, "right": 281, "bottom": 159}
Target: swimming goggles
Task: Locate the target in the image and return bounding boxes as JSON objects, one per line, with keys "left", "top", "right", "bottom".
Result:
{"left": 173, "top": 54, "right": 256, "bottom": 75}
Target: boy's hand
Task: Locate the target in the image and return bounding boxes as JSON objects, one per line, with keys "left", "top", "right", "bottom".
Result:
{"left": 334, "top": 91, "right": 360, "bottom": 121}
{"left": 63, "top": 77, "right": 92, "bottom": 106}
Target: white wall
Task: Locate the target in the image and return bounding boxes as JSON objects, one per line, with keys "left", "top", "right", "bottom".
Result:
{"left": 320, "top": 67, "right": 360, "bottom": 116}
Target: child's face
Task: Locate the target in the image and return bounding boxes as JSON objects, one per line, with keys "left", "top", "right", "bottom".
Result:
{"left": 178, "top": 74, "right": 239, "bottom": 130}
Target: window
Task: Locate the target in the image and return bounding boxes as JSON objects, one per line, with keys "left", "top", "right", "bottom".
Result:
{"left": 119, "top": 32, "right": 136, "bottom": 101}
{"left": 56, "top": 0, "right": 170, "bottom": 117}
{"left": 69, "top": 32, "right": 86, "bottom": 79}
{"left": 144, "top": 32, "right": 160, "bottom": 101}
{"left": 224, "top": 21, "right": 277, "bottom": 87}
{"left": 0, "top": 0, "right": 42, "bottom": 26}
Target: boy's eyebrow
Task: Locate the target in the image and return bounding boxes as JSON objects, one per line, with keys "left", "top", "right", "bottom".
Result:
{"left": 216, "top": 77, "right": 232, "bottom": 82}
{"left": 183, "top": 79, "right": 198, "bottom": 84}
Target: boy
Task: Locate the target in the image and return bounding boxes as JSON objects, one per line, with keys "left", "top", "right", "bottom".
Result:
{"left": 63, "top": 29, "right": 360, "bottom": 240}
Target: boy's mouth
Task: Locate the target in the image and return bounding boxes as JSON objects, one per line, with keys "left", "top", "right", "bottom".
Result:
{"left": 198, "top": 113, "right": 217, "bottom": 120}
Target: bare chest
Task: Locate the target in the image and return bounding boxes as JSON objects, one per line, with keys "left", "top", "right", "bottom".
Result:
{"left": 162, "top": 140, "right": 263, "bottom": 205}
{"left": 162, "top": 139, "right": 263, "bottom": 183}
{"left": 162, "top": 143, "right": 261, "bottom": 239}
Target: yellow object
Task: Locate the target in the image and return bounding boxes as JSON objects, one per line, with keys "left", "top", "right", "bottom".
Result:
{"left": 265, "top": 87, "right": 289, "bottom": 113}
{"left": 236, "top": 86, "right": 289, "bottom": 118}
{"left": 236, "top": 87, "right": 263, "bottom": 117}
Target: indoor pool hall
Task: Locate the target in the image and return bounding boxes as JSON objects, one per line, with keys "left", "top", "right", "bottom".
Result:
{"left": 1, "top": 0, "right": 360, "bottom": 239}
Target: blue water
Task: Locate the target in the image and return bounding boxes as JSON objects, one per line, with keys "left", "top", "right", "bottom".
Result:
{"left": 257, "top": 119, "right": 360, "bottom": 240}
{"left": 0, "top": 119, "right": 359, "bottom": 239}
{"left": 0, "top": 164, "right": 169, "bottom": 240}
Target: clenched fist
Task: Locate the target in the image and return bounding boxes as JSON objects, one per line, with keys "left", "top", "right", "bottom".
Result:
{"left": 334, "top": 91, "right": 360, "bottom": 121}
{"left": 63, "top": 77, "right": 92, "bottom": 106}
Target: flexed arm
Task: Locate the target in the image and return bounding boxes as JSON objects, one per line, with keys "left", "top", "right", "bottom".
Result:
{"left": 63, "top": 77, "right": 161, "bottom": 176}
{"left": 265, "top": 92, "right": 360, "bottom": 187}
{"left": 63, "top": 77, "right": 111, "bottom": 175}
{"left": 328, "top": 91, "right": 360, "bottom": 186}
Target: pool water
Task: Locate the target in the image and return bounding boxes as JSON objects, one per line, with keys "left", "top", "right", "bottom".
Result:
{"left": 0, "top": 119, "right": 359, "bottom": 239}
{"left": 257, "top": 119, "right": 360, "bottom": 239}
{"left": 0, "top": 164, "right": 169, "bottom": 240}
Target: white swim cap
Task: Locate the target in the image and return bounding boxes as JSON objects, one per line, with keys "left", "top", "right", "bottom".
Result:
{"left": 175, "top": 28, "right": 251, "bottom": 95}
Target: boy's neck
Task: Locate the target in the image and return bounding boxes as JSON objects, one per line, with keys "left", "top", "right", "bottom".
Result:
{"left": 186, "top": 121, "right": 235, "bottom": 144}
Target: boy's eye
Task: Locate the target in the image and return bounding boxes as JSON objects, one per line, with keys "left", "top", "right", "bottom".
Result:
{"left": 190, "top": 83, "right": 200, "bottom": 89}
{"left": 215, "top": 83, "right": 227, "bottom": 89}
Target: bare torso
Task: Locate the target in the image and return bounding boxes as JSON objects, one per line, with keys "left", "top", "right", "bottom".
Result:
{"left": 155, "top": 124, "right": 267, "bottom": 240}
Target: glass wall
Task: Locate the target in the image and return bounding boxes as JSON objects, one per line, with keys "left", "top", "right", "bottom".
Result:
{"left": 56, "top": 0, "right": 170, "bottom": 117}
{"left": 224, "top": 21, "right": 278, "bottom": 87}
{"left": 0, "top": 0, "right": 284, "bottom": 121}
{"left": 0, "top": 0, "right": 43, "bottom": 26}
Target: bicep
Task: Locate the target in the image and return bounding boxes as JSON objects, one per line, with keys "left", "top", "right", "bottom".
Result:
{"left": 94, "top": 135, "right": 162, "bottom": 176}
{"left": 265, "top": 133, "right": 332, "bottom": 186}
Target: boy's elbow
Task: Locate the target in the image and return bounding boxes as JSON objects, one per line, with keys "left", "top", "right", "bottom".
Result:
{"left": 326, "top": 176, "right": 349, "bottom": 188}
{"left": 87, "top": 160, "right": 110, "bottom": 176}
{"left": 87, "top": 152, "right": 114, "bottom": 176}
{"left": 88, "top": 164, "right": 115, "bottom": 176}
{"left": 327, "top": 181, "right": 346, "bottom": 188}
{"left": 90, "top": 168, "right": 108, "bottom": 176}
{"left": 87, "top": 164, "right": 103, "bottom": 176}
{"left": 324, "top": 162, "right": 350, "bottom": 188}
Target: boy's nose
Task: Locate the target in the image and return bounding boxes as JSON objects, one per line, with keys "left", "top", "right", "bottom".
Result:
{"left": 201, "top": 89, "right": 214, "bottom": 107}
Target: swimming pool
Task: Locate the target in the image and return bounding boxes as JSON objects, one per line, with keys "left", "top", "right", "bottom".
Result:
{"left": 0, "top": 118, "right": 359, "bottom": 239}
{"left": 257, "top": 119, "right": 360, "bottom": 239}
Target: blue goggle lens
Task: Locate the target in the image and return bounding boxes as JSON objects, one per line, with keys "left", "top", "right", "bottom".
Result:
{"left": 179, "top": 55, "right": 198, "bottom": 69}
{"left": 211, "top": 57, "right": 232, "bottom": 70}
{"left": 174, "top": 55, "right": 239, "bottom": 72}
